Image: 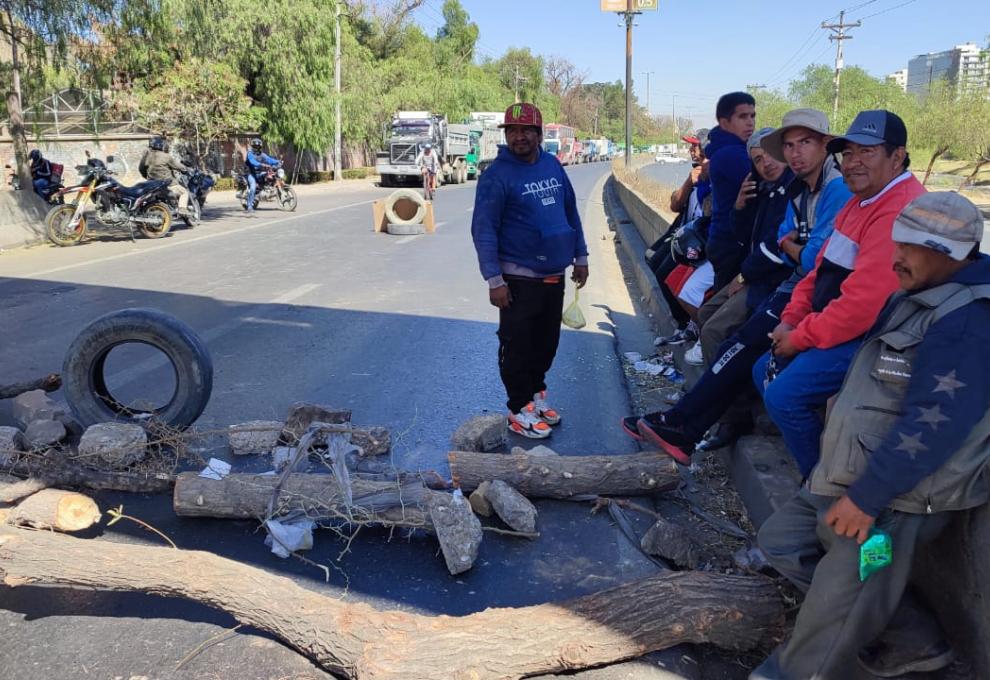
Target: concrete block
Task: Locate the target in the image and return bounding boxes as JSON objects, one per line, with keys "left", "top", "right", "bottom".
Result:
{"left": 485, "top": 480, "right": 537, "bottom": 533}
{"left": 24, "top": 419, "right": 66, "bottom": 448}
{"left": 719, "top": 435, "right": 802, "bottom": 530}
{"left": 228, "top": 420, "right": 282, "bottom": 455}
{"left": 78, "top": 422, "right": 148, "bottom": 468}
{"left": 12, "top": 390, "right": 66, "bottom": 429}
{"left": 451, "top": 414, "right": 506, "bottom": 453}
{"left": 468, "top": 481, "right": 493, "bottom": 517}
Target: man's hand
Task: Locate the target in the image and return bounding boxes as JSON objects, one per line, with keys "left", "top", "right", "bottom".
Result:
{"left": 572, "top": 264, "right": 589, "bottom": 289}
{"left": 779, "top": 230, "right": 804, "bottom": 262}
{"left": 698, "top": 159, "right": 710, "bottom": 181}
{"left": 689, "top": 164, "right": 703, "bottom": 186}
{"left": 490, "top": 285, "right": 511, "bottom": 309}
{"left": 734, "top": 173, "right": 757, "bottom": 210}
{"left": 768, "top": 322, "right": 800, "bottom": 359}
{"left": 825, "top": 495, "right": 875, "bottom": 544}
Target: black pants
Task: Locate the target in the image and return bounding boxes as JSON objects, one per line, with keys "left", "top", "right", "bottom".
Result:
{"left": 498, "top": 275, "right": 565, "bottom": 413}
{"left": 663, "top": 289, "right": 790, "bottom": 442}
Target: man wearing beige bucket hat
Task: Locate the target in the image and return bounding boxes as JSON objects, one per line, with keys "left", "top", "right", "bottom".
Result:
{"left": 752, "top": 191, "right": 990, "bottom": 679}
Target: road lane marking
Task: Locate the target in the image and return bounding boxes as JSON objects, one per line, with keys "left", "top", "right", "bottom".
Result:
{"left": 3, "top": 199, "right": 376, "bottom": 284}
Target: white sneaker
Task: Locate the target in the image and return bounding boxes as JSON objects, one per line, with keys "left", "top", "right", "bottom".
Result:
{"left": 508, "top": 405, "right": 552, "bottom": 439}
{"left": 532, "top": 390, "right": 561, "bottom": 425}
{"left": 684, "top": 341, "right": 704, "bottom": 366}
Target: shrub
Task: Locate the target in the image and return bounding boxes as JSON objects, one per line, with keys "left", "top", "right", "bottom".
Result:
{"left": 342, "top": 168, "right": 369, "bottom": 180}
{"left": 213, "top": 177, "right": 236, "bottom": 191}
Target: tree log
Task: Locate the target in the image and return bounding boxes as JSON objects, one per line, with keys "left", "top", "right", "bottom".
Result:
{"left": 0, "top": 473, "right": 48, "bottom": 504}
{"left": 0, "top": 373, "right": 61, "bottom": 400}
{"left": 448, "top": 451, "right": 681, "bottom": 498}
{"left": 5, "top": 489, "right": 101, "bottom": 532}
{"left": 173, "top": 472, "right": 440, "bottom": 531}
{"left": 2, "top": 456, "right": 174, "bottom": 494}
{"left": 0, "top": 526, "right": 784, "bottom": 680}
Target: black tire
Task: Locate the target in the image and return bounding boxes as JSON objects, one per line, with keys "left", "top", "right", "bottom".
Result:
{"left": 46, "top": 205, "right": 87, "bottom": 246}
{"left": 139, "top": 203, "right": 172, "bottom": 239}
{"left": 278, "top": 186, "right": 298, "bottom": 212}
{"left": 62, "top": 308, "right": 213, "bottom": 430}
{"left": 181, "top": 198, "right": 201, "bottom": 227}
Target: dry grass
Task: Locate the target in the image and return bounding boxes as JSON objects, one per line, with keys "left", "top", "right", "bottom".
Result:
{"left": 611, "top": 155, "right": 678, "bottom": 221}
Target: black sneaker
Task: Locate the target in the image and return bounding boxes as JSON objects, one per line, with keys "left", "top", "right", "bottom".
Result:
{"left": 636, "top": 415, "right": 695, "bottom": 465}
{"left": 654, "top": 321, "right": 699, "bottom": 347}
{"left": 621, "top": 416, "right": 644, "bottom": 441}
{"left": 695, "top": 422, "right": 750, "bottom": 453}
{"left": 857, "top": 640, "right": 955, "bottom": 678}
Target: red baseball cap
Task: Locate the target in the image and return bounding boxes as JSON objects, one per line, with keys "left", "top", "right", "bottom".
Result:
{"left": 499, "top": 102, "right": 543, "bottom": 129}
{"left": 681, "top": 135, "right": 700, "bottom": 145}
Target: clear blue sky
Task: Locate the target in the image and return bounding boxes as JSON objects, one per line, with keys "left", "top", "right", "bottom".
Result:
{"left": 412, "top": 0, "right": 990, "bottom": 128}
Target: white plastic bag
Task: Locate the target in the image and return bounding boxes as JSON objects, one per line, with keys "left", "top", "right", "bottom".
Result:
{"left": 561, "top": 287, "right": 586, "bottom": 329}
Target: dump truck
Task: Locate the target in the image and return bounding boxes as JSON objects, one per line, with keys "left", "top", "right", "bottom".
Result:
{"left": 376, "top": 111, "right": 472, "bottom": 187}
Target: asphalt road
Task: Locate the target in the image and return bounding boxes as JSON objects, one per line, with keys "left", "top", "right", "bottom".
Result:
{"left": 0, "top": 163, "right": 715, "bottom": 679}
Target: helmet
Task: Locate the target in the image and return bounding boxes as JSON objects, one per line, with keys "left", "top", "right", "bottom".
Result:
{"left": 499, "top": 102, "right": 543, "bottom": 130}
{"left": 670, "top": 218, "right": 708, "bottom": 266}
{"left": 149, "top": 136, "right": 166, "bottom": 151}
{"left": 250, "top": 138, "right": 263, "bottom": 150}
{"left": 28, "top": 149, "right": 41, "bottom": 162}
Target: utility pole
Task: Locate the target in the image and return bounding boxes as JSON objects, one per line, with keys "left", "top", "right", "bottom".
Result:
{"left": 333, "top": 1, "right": 343, "bottom": 182}
{"left": 621, "top": 0, "right": 638, "bottom": 167}
{"left": 671, "top": 94, "right": 676, "bottom": 145}
{"left": 640, "top": 70, "right": 654, "bottom": 112}
{"left": 822, "top": 10, "right": 861, "bottom": 122}
{"left": 513, "top": 65, "right": 529, "bottom": 103}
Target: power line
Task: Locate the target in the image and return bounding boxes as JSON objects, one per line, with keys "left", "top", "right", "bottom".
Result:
{"left": 858, "top": 0, "right": 920, "bottom": 20}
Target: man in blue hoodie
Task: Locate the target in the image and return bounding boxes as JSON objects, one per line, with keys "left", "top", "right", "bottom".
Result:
{"left": 471, "top": 103, "right": 589, "bottom": 439}
{"left": 751, "top": 191, "right": 990, "bottom": 680}
{"left": 705, "top": 91, "right": 757, "bottom": 292}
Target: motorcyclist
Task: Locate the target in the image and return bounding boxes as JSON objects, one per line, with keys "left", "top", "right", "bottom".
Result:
{"left": 139, "top": 136, "right": 191, "bottom": 216}
{"left": 28, "top": 149, "right": 53, "bottom": 198}
{"left": 415, "top": 143, "right": 441, "bottom": 192}
{"left": 244, "top": 138, "right": 279, "bottom": 213}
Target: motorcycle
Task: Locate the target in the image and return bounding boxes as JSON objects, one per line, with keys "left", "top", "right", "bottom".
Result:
{"left": 167, "top": 168, "right": 215, "bottom": 228}
{"left": 44, "top": 157, "right": 174, "bottom": 247}
{"left": 235, "top": 163, "right": 297, "bottom": 212}
{"left": 5, "top": 162, "right": 65, "bottom": 204}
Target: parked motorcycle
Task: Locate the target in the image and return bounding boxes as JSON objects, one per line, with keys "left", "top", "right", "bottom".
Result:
{"left": 235, "top": 163, "right": 297, "bottom": 212}
{"left": 45, "top": 157, "right": 173, "bottom": 247}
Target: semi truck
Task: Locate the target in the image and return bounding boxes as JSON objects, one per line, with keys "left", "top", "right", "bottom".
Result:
{"left": 465, "top": 112, "right": 504, "bottom": 179}
{"left": 375, "top": 111, "right": 473, "bottom": 187}
{"left": 543, "top": 124, "right": 577, "bottom": 165}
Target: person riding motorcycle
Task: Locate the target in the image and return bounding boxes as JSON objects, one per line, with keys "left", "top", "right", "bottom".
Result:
{"left": 415, "top": 143, "right": 441, "bottom": 192}
{"left": 139, "top": 136, "right": 191, "bottom": 215}
{"left": 244, "top": 138, "right": 279, "bottom": 213}
{"left": 28, "top": 149, "right": 54, "bottom": 198}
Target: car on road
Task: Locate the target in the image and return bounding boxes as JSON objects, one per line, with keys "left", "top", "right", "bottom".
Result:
{"left": 654, "top": 152, "right": 686, "bottom": 165}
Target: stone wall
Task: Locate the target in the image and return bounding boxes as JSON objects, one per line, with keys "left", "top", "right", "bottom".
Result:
{"left": 0, "top": 189, "right": 49, "bottom": 250}
{"left": 0, "top": 134, "right": 153, "bottom": 185}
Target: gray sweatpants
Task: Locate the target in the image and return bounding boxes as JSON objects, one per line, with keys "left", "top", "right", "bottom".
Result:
{"left": 750, "top": 486, "right": 950, "bottom": 680}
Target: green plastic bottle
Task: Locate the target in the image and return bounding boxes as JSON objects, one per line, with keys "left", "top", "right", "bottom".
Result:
{"left": 859, "top": 528, "right": 893, "bottom": 582}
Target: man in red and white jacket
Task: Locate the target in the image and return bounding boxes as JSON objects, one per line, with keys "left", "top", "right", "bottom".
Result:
{"left": 751, "top": 110, "right": 925, "bottom": 477}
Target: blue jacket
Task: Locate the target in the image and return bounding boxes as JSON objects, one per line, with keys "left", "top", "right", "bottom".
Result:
{"left": 736, "top": 167, "right": 793, "bottom": 309}
{"left": 704, "top": 126, "right": 751, "bottom": 273}
{"left": 246, "top": 150, "right": 278, "bottom": 174}
{"left": 778, "top": 155, "right": 851, "bottom": 275}
{"left": 848, "top": 255, "right": 990, "bottom": 516}
{"left": 471, "top": 146, "right": 588, "bottom": 281}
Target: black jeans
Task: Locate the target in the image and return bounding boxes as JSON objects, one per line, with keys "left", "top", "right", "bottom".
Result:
{"left": 498, "top": 275, "right": 565, "bottom": 413}
{"left": 662, "top": 289, "right": 791, "bottom": 442}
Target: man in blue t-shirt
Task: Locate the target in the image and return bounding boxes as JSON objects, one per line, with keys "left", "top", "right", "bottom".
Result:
{"left": 471, "top": 102, "right": 589, "bottom": 440}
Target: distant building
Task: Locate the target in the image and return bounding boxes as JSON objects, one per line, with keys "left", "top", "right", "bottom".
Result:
{"left": 907, "top": 43, "right": 989, "bottom": 97}
{"left": 887, "top": 69, "right": 908, "bottom": 91}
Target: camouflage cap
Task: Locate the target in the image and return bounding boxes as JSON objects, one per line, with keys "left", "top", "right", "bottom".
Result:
{"left": 892, "top": 192, "right": 985, "bottom": 261}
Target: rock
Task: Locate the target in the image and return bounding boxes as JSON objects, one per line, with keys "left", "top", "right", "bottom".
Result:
{"left": 56, "top": 413, "right": 85, "bottom": 440}
{"left": 429, "top": 490, "right": 483, "bottom": 575}
{"left": 24, "top": 420, "right": 67, "bottom": 448}
{"left": 12, "top": 390, "right": 66, "bottom": 429}
{"left": 351, "top": 426, "right": 391, "bottom": 457}
{"left": 485, "top": 480, "right": 538, "bottom": 534}
{"left": 280, "top": 402, "right": 351, "bottom": 444}
{"left": 228, "top": 420, "right": 282, "bottom": 456}
{"left": 78, "top": 423, "right": 148, "bottom": 469}
{"left": 641, "top": 517, "right": 700, "bottom": 569}
{"left": 510, "top": 446, "right": 527, "bottom": 456}
{"left": 468, "top": 481, "right": 493, "bottom": 517}
{"left": 0, "top": 426, "right": 26, "bottom": 453}
{"left": 509, "top": 445, "right": 558, "bottom": 457}
{"left": 451, "top": 414, "right": 506, "bottom": 453}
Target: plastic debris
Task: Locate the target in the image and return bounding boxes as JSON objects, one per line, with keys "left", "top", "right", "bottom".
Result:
{"left": 264, "top": 518, "right": 316, "bottom": 558}
{"left": 859, "top": 528, "right": 893, "bottom": 581}
{"left": 199, "top": 457, "right": 231, "bottom": 480}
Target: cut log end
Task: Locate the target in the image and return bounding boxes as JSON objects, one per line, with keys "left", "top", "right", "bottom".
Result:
{"left": 7, "top": 489, "right": 101, "bottom": 532}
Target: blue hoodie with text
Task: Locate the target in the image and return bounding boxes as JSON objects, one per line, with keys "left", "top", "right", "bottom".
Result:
{"left": 471, "top": 146, "right": 588, "bottom": 281}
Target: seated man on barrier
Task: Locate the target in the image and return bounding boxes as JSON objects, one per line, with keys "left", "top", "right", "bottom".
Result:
{"left": 621, "top": 109, "right": 848, "bottom": 460}
{"left": 751, "top": 191, "right": 989, "bottom": 680}
{"left": 752, "top": 110, "right": 924, "bottom": 477}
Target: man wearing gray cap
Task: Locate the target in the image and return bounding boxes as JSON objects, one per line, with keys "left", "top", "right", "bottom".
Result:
{"left": 752, "top": 191, "right": 989, "bottom": 679}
